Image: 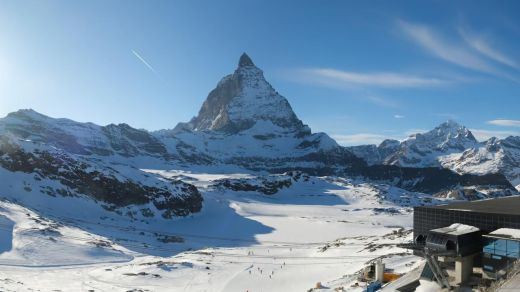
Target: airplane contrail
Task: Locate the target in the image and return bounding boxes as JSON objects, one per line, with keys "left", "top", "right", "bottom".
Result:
{"left": 132, "top": 49, "right": 161, "bottom": 78}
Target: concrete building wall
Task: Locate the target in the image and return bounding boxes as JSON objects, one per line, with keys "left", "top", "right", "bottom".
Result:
{"left": 455, "top": 255, "right": 474, "bottom": 284}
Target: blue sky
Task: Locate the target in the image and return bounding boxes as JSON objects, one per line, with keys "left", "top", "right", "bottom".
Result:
{"left": 1, "top": 0, "right": 519, "bottom": 145}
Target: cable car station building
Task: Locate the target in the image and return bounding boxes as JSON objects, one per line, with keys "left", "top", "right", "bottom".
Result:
{"left": 411, "top": 196, "right": 520, "bottom": 288}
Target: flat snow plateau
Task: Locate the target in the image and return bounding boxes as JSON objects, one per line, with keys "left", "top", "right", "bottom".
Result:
{"left": 0, "top": 170, "right": 430, "bottom": 292}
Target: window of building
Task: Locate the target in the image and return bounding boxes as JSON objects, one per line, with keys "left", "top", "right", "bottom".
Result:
{"left": 484, "top": 238, "right": 495, "bottom": 254}
{"left": 495, "top": 239, "right": 508, "bottom": 257}
{"left": 507, "top": 240, "right": 520, "bottom": 258}
{"left": 484, "top": 265, "right": 494, "bottom": 271}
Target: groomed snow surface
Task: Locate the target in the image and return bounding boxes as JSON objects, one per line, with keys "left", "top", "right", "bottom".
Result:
{"left": 0, "top": 171, "right": 436, "bottom": 292}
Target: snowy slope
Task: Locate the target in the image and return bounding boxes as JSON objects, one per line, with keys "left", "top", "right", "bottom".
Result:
{"left": 0, "top": 201, "right": 132, "bottom": 267}
{"left": 440, "top": 136, "right": 520, "bottom": 189}
{"left": 0, "top": 170, "right": 444, "bottom": 292}
{"left": 0, "top": 134, "right": 203, "bottom": 220}
{"left": 0, "top": 109, "right": 170, "bottom": 159}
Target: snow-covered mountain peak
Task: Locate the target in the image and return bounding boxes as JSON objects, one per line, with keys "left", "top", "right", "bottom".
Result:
{"left": 5, "top": 109, "right": 57, "bottom": 124}
{"left": 7, "top": 108, "right": 43, "bottom": 118}
{"left": 407, "top": 120, "right": 477, "bottom": 151}
{"left": 380, "top": 139, "right": 401, "bottom": 150}
{"left": 181, "top": 53, "right": 305, "bottom": 134}
{"left": 432, "top": 120, "right": 474, "bottom": 140}
{"left": 152, "top": 54, "right": 361, "bottom": 166}
{"left": 349, "top": 121, "right": 480, "bottom": 167}
{"left": 383, "top": 121, "right": 477, "bottom": 166}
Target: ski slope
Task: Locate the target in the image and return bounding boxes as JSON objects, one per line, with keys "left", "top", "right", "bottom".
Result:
{"left": 0, "top": 170, "right": 437, "bottom": 291}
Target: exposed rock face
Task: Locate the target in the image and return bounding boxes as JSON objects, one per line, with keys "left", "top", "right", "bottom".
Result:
{"left": 214, "top": 171, "right": 310, "bottom": 195}
{"left": 386, "top": 120, "right": 478, "bottom": 166}
{"left": 0, "top": 134, "right": 202, "bottom": 219}
{"left": 183, "top": 53, "right": 305, "bottom": 134}
{"left": 346, "top": 164, "right": 515, "bottom": 196}
{"left": 0, "top": 112, "right": 209, "bottom": 217}
{"left": 238, "top": 52, "right": 255, "bottom": 67}
{"left": 433, "top": 188, "right": 512, "bottom": 201}
{"left": 154, "top": 53, "right": 362, "bottom": 172}
{"left": 1, "top": 109, "right": 169, "bottom": 159}
{"left": 102, "top": 123, "right": 168, "bottom": 157}
{"left": 441, "top": 135, "right": 520, "bottom": 189}
{"left": 348, "top": 139, "right": 401, "bottom": 166}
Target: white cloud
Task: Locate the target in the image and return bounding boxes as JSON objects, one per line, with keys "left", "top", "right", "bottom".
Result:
{"left": 470, "top": 128, "right": 520, "bottom": 141}
{"left": 459, "top": 27, "right": 519, "bottom": 69}
{"left": 364, "top": 95, "right": 400, "bottom": 108}
{"left": 487, "top": 119, "right": 520, "bottom": 127}
{"left": 404, "top": 129, "right": 428, "bottom": 136}
{"left": 333, "top": 128, "right": 431, "bottom": 146}
{"left": 397, "top": 19, "right": 498, "bottom": 75}
{"left": 394, "top": 114, "right": 405, "bottom": 119}
{"left": 298, "top": 68, "right": 445, "bottom": 88}
{"left": 332, "top": 133, "right": 397, "bottom": 146}
{"left": 283, "top": 69, "right": 406, "bottom": 108}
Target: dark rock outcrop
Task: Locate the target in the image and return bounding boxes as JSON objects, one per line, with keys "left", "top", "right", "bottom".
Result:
{"left": 0, "top": 138, "right": 202, "bottom": 218}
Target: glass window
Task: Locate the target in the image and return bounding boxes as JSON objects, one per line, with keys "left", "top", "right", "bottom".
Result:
{"left": 484, "top": 265, "right": 494, "bottom": 271}
{"left": 507, "top": 240, "right": 520, "bottom": 258}
{"left": 495, "top": 239, "right": 508, "bottom": 257}
{"left": 484, "top": 238, "right": 495, "bottom": 254}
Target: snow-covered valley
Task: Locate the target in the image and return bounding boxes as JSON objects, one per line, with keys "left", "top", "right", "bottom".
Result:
{"left": 0, "top": 170, "right": 432, "bottom": 292}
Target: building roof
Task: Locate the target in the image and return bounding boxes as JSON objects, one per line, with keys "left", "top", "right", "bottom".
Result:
{"left": 430, "top": 196, "right": 520, "bottom": 215}
{"left": 430, "top": 223, "right": 480, "bottom": 236}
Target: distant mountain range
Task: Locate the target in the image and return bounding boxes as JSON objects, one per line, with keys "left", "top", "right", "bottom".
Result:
{"left": 0, "top": 53, "right": 517, "bottom": 220}
{"left": 348, "top": 120, "right": 520, "bottom": 189}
